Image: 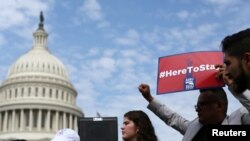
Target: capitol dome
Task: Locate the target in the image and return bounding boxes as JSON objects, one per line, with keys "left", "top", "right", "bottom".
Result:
{"left": 7, "top": 22, "right": 69, "bottom": 82}
{"left": 0, "top": 12, "right": 84, "bottom": 141}
{"left": 7, "top": 46, "right": 69, "bottom": 81}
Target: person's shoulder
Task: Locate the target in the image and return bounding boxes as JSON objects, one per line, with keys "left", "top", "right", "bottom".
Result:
{"left": 226, "top": 107, "right": 248, "bottom": 124}
{"left": 230, "top": 107, "right": 248, "bottom": 114}
{"left": 188, "top": 118, "right": 200, "bottom": 126}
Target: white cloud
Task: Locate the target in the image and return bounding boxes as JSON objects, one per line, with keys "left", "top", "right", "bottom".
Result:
{"left": 120, "top": 50, "right": 137, "bottom": 57}
{"left": 12, "top": 24, "right": 37, "bottom": 40}
{"left": 114, "top": 29, "right": 140, "bottom": 46}
{"left": 103, "top": 49, "right": 116, "bottom": 57}
{"left": 204, "top": 0, "right": 241, "bottom": 17}
{"left": 0, "top": 0, "right": 50, "bottom": 30}
{"left": 177, "top": 10, "right": 190, "bottom": 20}
{"left": 82, "top": 0, "right": 103, "bottom": 21}
{"left": 142, "top": 29, "right": 161, "bottom": 44}
{"left": 81, "top": 0, "right": 109, "bottom": 28}
{"left": 0, "top": 8, "right": 27, "bottom": 29}
{"left": 206, "top": 0, "right": 237, "bottom": 5}
{"left": 98, "top": 57, "right": 116, "bottom": 70}
{"left": 88, "top": 48, "right": 101, "bottom": 56}
{"left": 74, "top": 56, "right": 116, "bottom": 85}
{"left": 161, "top": 23, "right": 219, "bottom": 52}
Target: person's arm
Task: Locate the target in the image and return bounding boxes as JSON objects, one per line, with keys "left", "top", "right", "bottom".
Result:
{"left": 138, "top": 83, "right": 190, "bottom": 135}
{"left": 148, "top": 98, "right": 190, "bottom": 135}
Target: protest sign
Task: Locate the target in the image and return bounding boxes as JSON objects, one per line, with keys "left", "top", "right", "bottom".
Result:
{"left": 157, "top": 51, "right": 224, "bottom": 94}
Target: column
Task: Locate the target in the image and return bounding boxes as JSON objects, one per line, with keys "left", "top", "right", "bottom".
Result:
{"left": 20, "top": 109, "right": 24, "bottom": 131}
{"left": 63, "top": 112, "right": 66, "bottom": 128}
{"left": 0, "top": 112, "right": 2, "bottom": 131}
{"left": 55, "top": 111, "right": 59, "bottom": 131}
{"left": 69, "top": 114, "right": 73, "bottom": 129}
{"left": 38, "top": 109, "right": 41, "bottom": 131}
{"left": 74, "top": 115, "right": 78, "bottom": 130}
{"left": 29, "top": 109, "right": 33, "bottom": 131}
{"left": 46, "top": 110, "right": 51, "bottom": 131}
{"left": 12, "top": 110, "right": 16, "bottom": 131}
{"left": 3, "top": 111, "right": 8, "bottom": 132}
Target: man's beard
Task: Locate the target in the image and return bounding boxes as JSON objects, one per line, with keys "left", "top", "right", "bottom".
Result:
{"left": 232, "top": 65, "right": 248, "bottom": 93}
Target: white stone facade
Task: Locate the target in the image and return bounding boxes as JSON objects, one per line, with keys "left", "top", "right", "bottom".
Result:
{"left": 0, "top": 13, "right": 84, "bottom": 141}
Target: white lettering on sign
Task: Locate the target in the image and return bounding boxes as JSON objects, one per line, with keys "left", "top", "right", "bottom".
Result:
{"left": 159, "top": 64, "right": 216, "bottom": 78}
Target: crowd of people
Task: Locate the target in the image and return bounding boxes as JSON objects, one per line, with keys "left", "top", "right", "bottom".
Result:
{"left": 124, "top": 28, "right": 250, "bottom": 141}
{"left": 14, "top": 28, "right": 250, "bottom": 141}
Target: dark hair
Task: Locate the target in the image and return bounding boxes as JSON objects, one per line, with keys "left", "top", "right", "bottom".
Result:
{"left": 124, "top": 110, "right": 157, "bottom": 141}
{"left": 199, "top": 87, "right": 228, "bottom": 113}
{"left": 221, "top": 28, "right": 250, "bottom": 58}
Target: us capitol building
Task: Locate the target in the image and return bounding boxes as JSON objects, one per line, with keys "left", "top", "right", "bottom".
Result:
{"left": 0, "top": 12, "right": 84, "bottom": 141}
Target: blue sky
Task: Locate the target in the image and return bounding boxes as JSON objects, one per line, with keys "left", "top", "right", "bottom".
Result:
{"left": 0, "top": 0, "right": 250, "bottom": 141}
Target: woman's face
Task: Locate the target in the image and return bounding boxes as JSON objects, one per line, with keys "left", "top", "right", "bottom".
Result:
{"left": 121, "top": 117, "right": 138, "bottom": 141}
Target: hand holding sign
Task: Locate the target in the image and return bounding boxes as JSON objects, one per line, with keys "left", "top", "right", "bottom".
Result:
{"left": 215, "top": 64, "right": 233, "bottom": 86}
{"left": 215, "top": 64, "right": 247, "bottom": 94}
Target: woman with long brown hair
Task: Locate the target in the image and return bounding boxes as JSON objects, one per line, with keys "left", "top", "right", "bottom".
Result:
{"left": 121, "top": 110, "right": 158, "bottom": 141}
